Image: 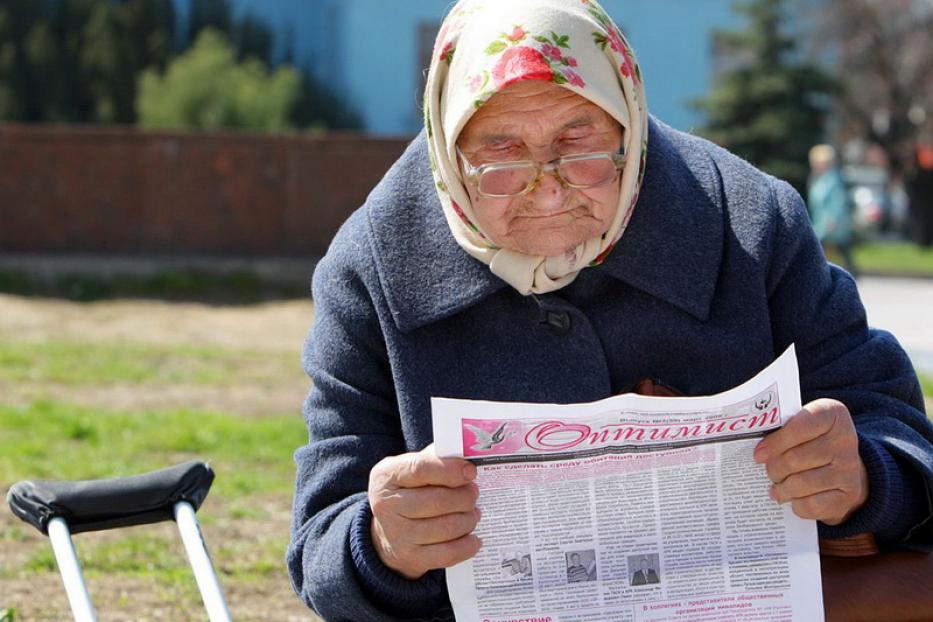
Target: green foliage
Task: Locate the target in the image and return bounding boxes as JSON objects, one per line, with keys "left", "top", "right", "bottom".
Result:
{"left": 231, "top": 12, "right": 273, "bottom": 65}
{"left": 137, "top": 28, "right": 301, "bottom": 131}
{"left": 0, "top": 0, "right": 176, "bottom": 123}
{"left": 693, "top": 0, "right": 835, "bottom": 194}
{"left": 0, "top": 0, "right": 360, "bottom": 130}
{"left": 0, "top": 266, "right": 307, "bottom": 302}
{"left": 0, "top": 609, "right": 14, "bottom": 622}
{"left": 185, "top": 0, "right": 232, "bottom": 47}
{"left": 0, "top": 400, "right": 305, "bottom": 500}
{"left": 290, "top": 67, "right": 363, "bottom": 131}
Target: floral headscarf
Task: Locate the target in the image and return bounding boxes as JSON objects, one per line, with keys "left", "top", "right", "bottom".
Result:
{"left": 424, "top": 0, "right": 648, "bottom": 295}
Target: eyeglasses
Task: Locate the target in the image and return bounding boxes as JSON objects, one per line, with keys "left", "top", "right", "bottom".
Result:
{"left": 458, "top": 147, "right": 626, "bottom": 198}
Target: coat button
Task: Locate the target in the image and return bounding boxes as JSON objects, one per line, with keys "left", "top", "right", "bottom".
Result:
{"left": 543, "top": 310, "right": 572, "bottom": 335}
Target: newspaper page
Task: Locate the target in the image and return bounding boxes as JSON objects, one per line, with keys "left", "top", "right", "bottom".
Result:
{"left": 432, "top": 346, "right": 823, "bottom": 622}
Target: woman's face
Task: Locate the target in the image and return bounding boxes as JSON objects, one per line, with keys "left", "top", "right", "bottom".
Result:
{"left": 456, "top": 80, "right": 624, "bottom": 257}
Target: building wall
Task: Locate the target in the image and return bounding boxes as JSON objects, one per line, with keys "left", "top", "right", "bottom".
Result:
{"left": 0, "top": 125, "right": 408, "bottom": 256}
{"left": 335, "top": 0, "right": 738, "bottom": 135}
{"left": 205, "top": 0, "right": 739, "bottom": 135}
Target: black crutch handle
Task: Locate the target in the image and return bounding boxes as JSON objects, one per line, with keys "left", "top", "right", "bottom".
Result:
{"left": 6, "top": 461, "right": 214, "bottom": 535}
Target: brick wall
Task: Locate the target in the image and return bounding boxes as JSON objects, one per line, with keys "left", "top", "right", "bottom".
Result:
{"left": 0, "top": 125, "right": 411, "bottom": 257}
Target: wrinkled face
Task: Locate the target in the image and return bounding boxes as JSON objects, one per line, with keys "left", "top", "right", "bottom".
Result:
{"left": 457, "top": 80, "right": 624, "bottom": 257}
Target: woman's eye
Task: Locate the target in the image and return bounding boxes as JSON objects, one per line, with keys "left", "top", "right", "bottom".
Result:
{"left": 487, "top": 146, "right": 521, "bottom": 159}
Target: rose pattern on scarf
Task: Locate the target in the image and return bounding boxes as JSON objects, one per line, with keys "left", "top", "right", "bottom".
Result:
{"left": 491, "top": 46, "right": 554, "bottom": 88}
{"left": 530, "top": 31, "right": 583, "bottom": 87}
{"left": 588, "top": 4, "right": 641, "bottom": 85}
{"left": 471, "top": 28, "right": 586, "bottom": 108}
{"left": 563, "top": 69, "right": 585, "bottom": 87}
{"left": 505, "top": 25, "right": 527, "bottom": 42}
{"left": 450, "top": 199, "right": 490, "bottom": 242}
{"left": 541, "top": 42, "right": 562, "bottom": 61}
{"left": 438, "top": 40, "right": 456, "bottom": 64}
{"left": 589, "top": 241, "right": 615, "bottom": 266}
{"left": 435, "top": 4, "right": 481, "bottom": 68}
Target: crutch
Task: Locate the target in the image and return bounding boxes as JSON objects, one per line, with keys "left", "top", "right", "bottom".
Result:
{"left": 6, "top": 461, "right": 232, "bottom": 622}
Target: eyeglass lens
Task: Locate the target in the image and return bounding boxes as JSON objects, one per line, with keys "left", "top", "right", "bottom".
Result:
{"left": 479, "top": 156, "right": 618, "bottom": 196}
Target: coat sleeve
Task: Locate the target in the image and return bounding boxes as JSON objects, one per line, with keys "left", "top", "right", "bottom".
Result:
{"left": 765, "top": 178, "right": 933, "bottom": 548}
{"left": 286, "top": 218, "right": 454, "bottom": 621}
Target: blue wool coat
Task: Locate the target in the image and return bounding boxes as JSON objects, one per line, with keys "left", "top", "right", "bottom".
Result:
{"left": 288, "top": 118, "right": 933, "bottom": 622}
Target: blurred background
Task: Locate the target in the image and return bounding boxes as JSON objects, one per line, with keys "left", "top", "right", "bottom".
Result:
{"left": 0, "top": 1, "right": 931, "bottom": 620}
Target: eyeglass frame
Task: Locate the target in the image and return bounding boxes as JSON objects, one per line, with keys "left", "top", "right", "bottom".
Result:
{"left": 456, "top": 146, "right": 626, "bottom": 198}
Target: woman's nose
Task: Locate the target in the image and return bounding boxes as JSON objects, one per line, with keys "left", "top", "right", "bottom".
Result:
{"left": 528, "top": 166, "right": 570, "bottom": 206}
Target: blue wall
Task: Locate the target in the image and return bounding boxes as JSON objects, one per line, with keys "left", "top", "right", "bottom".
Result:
{"left": 606, "top": 0, "right": 738, "bottom": 133}
{"left": 199, "top": 0, "right": 740, "bottom": 135}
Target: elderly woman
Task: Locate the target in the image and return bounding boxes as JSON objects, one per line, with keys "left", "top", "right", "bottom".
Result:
{"left": 288, "top": 1, "right": 933, "bottom": 620}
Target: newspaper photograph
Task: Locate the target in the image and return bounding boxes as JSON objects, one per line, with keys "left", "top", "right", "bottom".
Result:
{"left": 432, "top": 346, "right": 824, "bottom": 622}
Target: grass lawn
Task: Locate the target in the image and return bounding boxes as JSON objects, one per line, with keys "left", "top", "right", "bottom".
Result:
{"left": 0, "top": 298, "right": 317, "bottom": 621}
{"left": 0, "top": 400, "right": 303, "bottom": 506}
{"left": 0, "top": 402, "right": 312, "bottom": 620}
{"left": 920, "top": 372, "right": 933, "bottom": 404}
{"left": 851, "top": 242, "right": 933, "bottom": 277}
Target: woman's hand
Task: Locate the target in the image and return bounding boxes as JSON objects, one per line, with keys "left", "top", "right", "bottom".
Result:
{"left": 368, "top": 444, "right": 482, "bottom": 579}
{"left": 754, "top": 398, "right": 869, "bottom": 525}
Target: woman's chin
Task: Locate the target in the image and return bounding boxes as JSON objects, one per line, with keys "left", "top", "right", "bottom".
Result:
{"left": 498, "top": 223, "right": 606, "bottom": 257}
{"left": 506, "top": 235, "right": 591, "bottom": 257}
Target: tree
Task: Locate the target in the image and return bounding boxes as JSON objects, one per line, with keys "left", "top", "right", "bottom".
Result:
{"left": 0, "top": 1, "right": 360, "bottom": 131}
{"left": 184, "top": 0, "right": 231, "bottom": 48}
{"left": 811, "top": 0, "right": 933, "bottom": 174}
{"left": 136, "top": 28, "right": 301, "bottom": 131}
{"left": 289, "top": 67, "right": 362, "bottom": 131}
{"left": 693, "top": 0, "right": 835, "bottom": 194}
{"left": 0, "top": 0, "right": 176, "bottom": 123}
{"left": 232, "top": 12, "right": 273, "bottom": 66}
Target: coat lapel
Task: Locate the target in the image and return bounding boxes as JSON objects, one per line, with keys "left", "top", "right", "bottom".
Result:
{"left": 598, "top": 117, "right": 724, "bottom": 322}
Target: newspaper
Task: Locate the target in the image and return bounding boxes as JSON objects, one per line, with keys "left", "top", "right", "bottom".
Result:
{"left": 432, "top": 346, "right": 824, "bottom": 622}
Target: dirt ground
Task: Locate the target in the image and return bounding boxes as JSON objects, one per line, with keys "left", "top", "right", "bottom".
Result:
{"left": 0, "top": 294, "right": 315, "bottom": 417}
{"left": 0, "top": 294, "right": 321, "bottom": 621}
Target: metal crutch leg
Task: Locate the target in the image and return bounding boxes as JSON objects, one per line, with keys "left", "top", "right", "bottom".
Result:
{"left": 174, "top": 500, "right": 232, "bottom": 622}
{"left": 47, "top": 517, "right": 98, "bottom": 622}
{"left": 7, "top": 461, "right": 230, "bottom": 621}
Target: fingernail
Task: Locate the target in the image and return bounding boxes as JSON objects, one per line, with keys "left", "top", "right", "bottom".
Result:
{"left": 463, "top": 462, "right": 477, "bottom": 480}
{"left": 768, "top": 485, "right": 777, "bottom": 501}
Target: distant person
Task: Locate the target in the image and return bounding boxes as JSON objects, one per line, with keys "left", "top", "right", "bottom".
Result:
{"left": 908, "top": 144, "right": 933, "bottom": 247}
{"left": 566, "top": 553, "right": 589, "bottom": 583}
{"left": 808, "top": 144, "right": 857, "bottom": 276}
{"left": 631, "top": 557, "right": 659, "bottom": 586}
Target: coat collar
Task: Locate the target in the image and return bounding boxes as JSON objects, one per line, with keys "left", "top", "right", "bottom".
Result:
{"left": 366, "top": 116, "right": 724, "bottom": 333}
